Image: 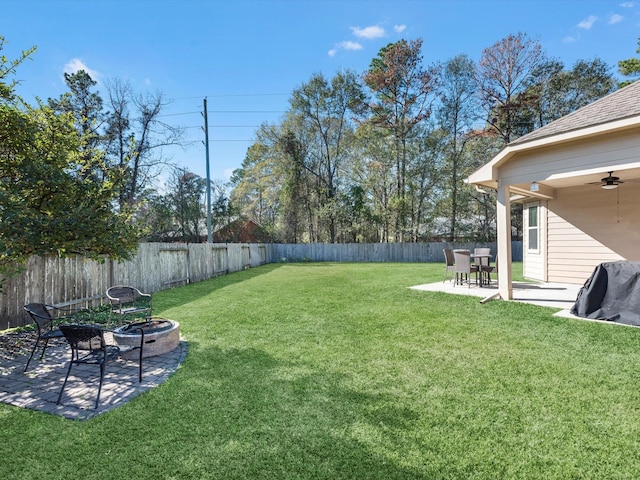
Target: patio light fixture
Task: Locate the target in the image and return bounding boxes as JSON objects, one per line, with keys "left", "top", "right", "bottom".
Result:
{"left": 530, "top": 182, "right": 539, "bottom": 192}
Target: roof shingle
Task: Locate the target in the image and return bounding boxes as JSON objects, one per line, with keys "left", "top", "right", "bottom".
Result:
{"left": 509, "top": 80, "right": 640, "bottom": 146}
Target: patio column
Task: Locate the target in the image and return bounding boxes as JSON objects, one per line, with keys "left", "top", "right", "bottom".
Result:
{"left": 496, "top": 181, "right": 513, "bottom": 300}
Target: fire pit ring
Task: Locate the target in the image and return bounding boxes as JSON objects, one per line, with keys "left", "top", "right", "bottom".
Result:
{"left": 113, "top": 317, "right": 180, "bottom": 359}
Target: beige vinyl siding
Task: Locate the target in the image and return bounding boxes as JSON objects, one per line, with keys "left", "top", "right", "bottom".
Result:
{"left": 523, "top": 201, "right": 546, "bottom": 281}
{"left": 546, "top": 183, "right": 640, "bottom": 284}
{"left": 498, "top": 129, "right": 640, "bottom": 186}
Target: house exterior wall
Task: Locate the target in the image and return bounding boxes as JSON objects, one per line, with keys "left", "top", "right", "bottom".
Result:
{"left": 499, "top": 129, "right": 640, "bottom": 186}
{"left": 543, "top": 183, "right": 640, "bottom": 284}
{"left": 496, "top": 128, "right": 640, "bottom": 286}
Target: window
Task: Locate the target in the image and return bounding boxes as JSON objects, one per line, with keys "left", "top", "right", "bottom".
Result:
{"left": 528, "top": 204, "right": 539, "bottom": 252}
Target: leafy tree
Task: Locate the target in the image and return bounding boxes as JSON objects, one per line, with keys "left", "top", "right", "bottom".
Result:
{"left": 363, "top": 38, "right": 440, "bottom": 241}
{"left": 230, "top": 140, "right": 280, "bottom": 236}
{"left": 167, "top": 170, "right": 206, "bottom": 242}
{"left": 288, "top": 70, "right": 366, "bottom": 242}
{"left": 350, "top": 123, "right": 395, "bottom": 242}
{"left": 436, "top": 54, "right": 479, "bottom": 241}
{"left": 0, "top": 38, "right": 137, "bottom": 283}
{"left": 278, "top": 128, "right": 308, "bottom": 242}
{"left": 136, "top": 190, "right": 175, "bottom": 242}
{"left": 618, "top": 37, "right": 640, "bottom": 87}
{"left": 209, "top": 180, "right": 237, "bottom": 234}
{"left": 0, "top": 36, "right": 36, "bottom": 101}
{"left": 48, "top": 70, "right": 104, "bottom": 173}
{"left": 521, "top": 58, "right": 615, "bottom": 130}
{"left": 336, "top": 185, "right": 375, "bottom": 242}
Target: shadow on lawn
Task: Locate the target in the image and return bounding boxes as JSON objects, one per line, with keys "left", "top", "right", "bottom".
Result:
{"left": 153, "top": 263, "right": 284, "bottom": 312}
{"left": 131, "top": 341, "right": 432, "bottom": 479}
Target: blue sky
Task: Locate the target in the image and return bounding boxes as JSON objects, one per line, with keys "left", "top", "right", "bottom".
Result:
{"left": 3, "top": 0, "right": 640, "bottom": 187}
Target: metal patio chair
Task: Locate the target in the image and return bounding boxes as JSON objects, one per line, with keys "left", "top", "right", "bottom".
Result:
{"left": 56, "top": 324, "right": 144, "bottom": 409}
{"left": 106, "top": 286, "right": 152, "bottom": 326}
{"left": 23, "top": 303, "right": 91, "bottom": 372}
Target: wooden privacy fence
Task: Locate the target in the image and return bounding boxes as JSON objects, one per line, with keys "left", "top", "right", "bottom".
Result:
{"left": 270, "top": 242, "right": 522, "bottom": 263}
{"left": 1, "top": 241, "right": 521, "bottom": 330}
{"left": 1, "top": 243, "right": 267, "bottom": 330}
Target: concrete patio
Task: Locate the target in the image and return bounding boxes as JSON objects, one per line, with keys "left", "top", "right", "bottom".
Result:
{"left": 0, "top": 335, "right": 187, "bottom": 421}
{"left": 410, "top": 278, "right": 584, "bottom": 317}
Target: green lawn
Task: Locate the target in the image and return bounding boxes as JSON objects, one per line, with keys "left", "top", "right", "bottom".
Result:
{"left": 2, "top": 262, "right": 639, "bottom": 479}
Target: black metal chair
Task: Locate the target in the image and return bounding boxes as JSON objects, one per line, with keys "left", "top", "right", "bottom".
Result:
{"left": 23, "top": 303, "right": 90, "bottom": 372}
{"left": 57, "top": 324, "right": 144, "bottom": 409}
{"left": 106, "top": 286, "right": 152, "bottom": 326}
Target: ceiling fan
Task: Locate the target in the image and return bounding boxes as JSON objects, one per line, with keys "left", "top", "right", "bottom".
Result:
{"left": 588, "top": 171, "right": 624, "bottom": 189}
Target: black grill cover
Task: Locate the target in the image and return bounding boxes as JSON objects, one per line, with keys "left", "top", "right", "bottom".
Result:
{"left": 570, "top": 261, "right": 640, "bottom": 326}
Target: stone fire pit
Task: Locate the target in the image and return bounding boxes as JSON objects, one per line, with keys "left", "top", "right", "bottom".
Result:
{"left": 113, "top": 317, "right": 180, "bottom": 359}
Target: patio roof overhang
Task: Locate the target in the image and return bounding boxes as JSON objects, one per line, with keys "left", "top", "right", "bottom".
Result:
{"left": 466, "top": 115, "right": 640, "bottom": 301}
{"left": 468, "top": 115, "right": 640, "bottom": 190}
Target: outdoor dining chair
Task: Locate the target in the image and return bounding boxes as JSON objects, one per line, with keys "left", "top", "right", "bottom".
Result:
{"left": 473, "top": 247, "right": 493, "bottom": 286}
{"left": 442, "top": 248, "right": 455, "bottom": 283}
{"left": 56, "top": 324, "right": 144, "bottom": 409}
{"left": 23, "top": 303, "right": 91, "bottom": 372}
{"left": 453, "top": 250, "right": 479, "bottom": 287}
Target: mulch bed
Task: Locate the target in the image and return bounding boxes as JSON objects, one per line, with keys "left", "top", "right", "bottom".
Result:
{"left": 0, "top": 329, "right": 37, "bottom": 361}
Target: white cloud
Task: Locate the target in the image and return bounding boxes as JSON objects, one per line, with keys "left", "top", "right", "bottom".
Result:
{"left": 609, "top": 13, "right": 624, "bottom": 24}
{"left": 394, "top": 24, "right": 407, "bottom": 33}
{"left": 563, "top": 35, "right": 577, "bottom": 43}
{"left": 350, "top": 25, "right": 385, "bottom": 39}
{"left": 63, "top": 58, "right": 101, "bottom": 83}
{"left": 577, "top": 15, "right": 598, "bottom": 29}
{"left": 620, "top": 2, "right": 635, "bottom": 8}
{"left": 340, "top": 40, "right": 363, "bottom": 51}
{"left": 328, "top": 41, "right": 363, "bottom": 57}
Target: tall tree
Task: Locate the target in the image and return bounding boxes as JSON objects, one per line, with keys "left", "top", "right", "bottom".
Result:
{"left": 288, "top": 70, "right": 366, "bottom": 242}
{"left": 436, "top": 54, "right": 479, "bottom": 241}
{"left": 230, "top": 141, "right": 279, "bottom": 232}
{"left": 476, "top": 32, "right": 547, "bottom": 144}
{"left": 363, "top": 38, "right": 440, "bottom": 241}
{"left": 48, "top": 70, "right": 105, "bottom": 179}
{"left": 350, "top": 123, "right": 395, "bottom": 242}
{"left": 104, "top": 79, "right": 183, "bottom": 210}
{"left": 475, "top": 33, "right": 547, "bottom": 241}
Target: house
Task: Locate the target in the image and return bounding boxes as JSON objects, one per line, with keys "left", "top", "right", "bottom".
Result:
{"left": 467, "top": 81, "right": 640, "bottom": 301}
{"left": 212, "top": 218, "right": 272, "bottom": 243}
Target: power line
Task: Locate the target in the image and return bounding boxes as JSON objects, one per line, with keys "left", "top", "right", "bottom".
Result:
{"left": 160, "top": 110, "right": 285, "bottom": 117}
{"left": 169, "top": 93, "right": 288, "bottom": 101}
{"left": 184, "top": 125, "right": 263, "bottom": 129}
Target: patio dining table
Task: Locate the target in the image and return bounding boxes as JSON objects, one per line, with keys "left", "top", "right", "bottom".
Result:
{"left": 470, "top": 252, "right": 493, "bottom": 287}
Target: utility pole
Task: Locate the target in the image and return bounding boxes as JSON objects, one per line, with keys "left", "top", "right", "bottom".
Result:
{"left": 203, "top": 97, "right": 212, "bottom": 243}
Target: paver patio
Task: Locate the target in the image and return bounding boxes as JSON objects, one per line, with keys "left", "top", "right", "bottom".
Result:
{"left": 0, "top": 333, "right": 187, "bottom": 421}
